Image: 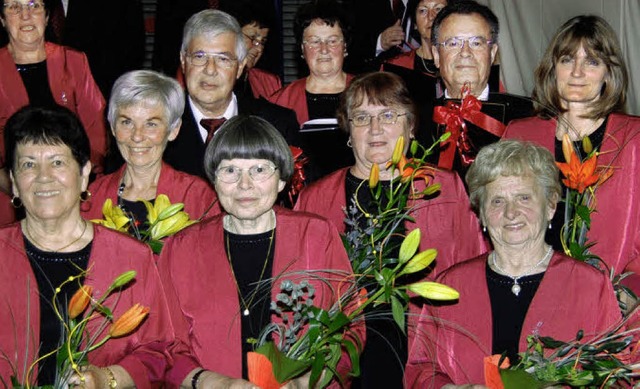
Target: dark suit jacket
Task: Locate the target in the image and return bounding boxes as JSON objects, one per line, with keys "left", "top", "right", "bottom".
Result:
{"left": 421, "top": 92, "right": 534, "bottom": 179}
{"left": 163, "top": 94, "right": 300, "bottom": 178}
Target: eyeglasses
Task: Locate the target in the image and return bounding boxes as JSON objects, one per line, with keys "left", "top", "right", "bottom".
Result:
{"left": 185, "top": 51, "right": 238, "bottom": 68}
{"left": 3, "top": 1, "right": 44, "bottom": 15}
{"left": 215, "top": 163, "right": 278, "bottom": 183}
{"left": 243, "top": 33, "right": 267, "bottom": 47}
{"left": 302, "top": 36, "right": 344, "bottom": 50}
{"left": 436, "top": 36, "right": 493, "bottom": 51}
{"left": 349, "top": 110, "right": 407, "bottom": 127}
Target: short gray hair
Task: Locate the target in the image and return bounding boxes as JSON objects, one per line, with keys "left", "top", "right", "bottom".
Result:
{"left": 181, "top": 9, "right": 248, "bottom": 62}
{"left": 466, "top": 140, "right": 561, "bottom": 213}
{"left": 108, "top": 70, "right": 185, "bottom": 130}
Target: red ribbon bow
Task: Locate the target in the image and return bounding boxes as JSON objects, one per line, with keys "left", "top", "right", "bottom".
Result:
{"left": 432, "top": 85, "right": 506, "bottom": 169}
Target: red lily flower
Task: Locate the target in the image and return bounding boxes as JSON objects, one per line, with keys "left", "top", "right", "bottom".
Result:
{"left": 556, "top": 152, "right": 600, "bottom": 193}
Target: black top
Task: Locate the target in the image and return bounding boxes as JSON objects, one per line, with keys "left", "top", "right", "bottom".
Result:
{"left": 413, "top": 55, "right": 438, "bottom": 77}
{"left": 24, "top": 236, "right": 91, "bottom": 385}
{"left": 549, "top": 118, "right": 608, "bottom": 253}
{"left": 16, "top": 61, "right": 57, "bottom": 108}
{"left": 487, "top": 262, "right": 544, "bottom": 364}
{"left": 118, "top": 197, "right": 151, "bottom": 229}
{"left": 225, "top": 229, "right": 275, "bottom": 379}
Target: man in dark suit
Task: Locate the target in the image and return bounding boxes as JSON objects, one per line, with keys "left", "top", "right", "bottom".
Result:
{"left": 423, "top": 0, "right": 533, "bottom": 178}
{"left": 163, "top": 9, "right": 299, "bottom": 178}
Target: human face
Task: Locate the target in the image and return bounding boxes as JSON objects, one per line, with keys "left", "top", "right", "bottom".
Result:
{"left": 214, "top": 158, "right": 286, "bottom": 225}
{"left": 11, "top": 142, "right": 90, "bottom": 223}
{"left": 1, "top": 0, "right": 47, "bottom": 49}
{"left": 555, "top": 45, "right": 608, "bottom": 109}
{"left": 349, "top": 98, "right": 413, "bottom": 179}
{"left": 301, "top": 20, "right": 346, "bottom": 79}
{"left": 112, "top": 102, "right": 180, "bottom": 170}
{"left": 432, "top": 13, "right": 498, "bottom": 97}
{"left": 482, "top": 175, "right": 555, "bottom": 251}
{"left": 242, "top": 23, "right": 269, "bottom": 69}
{"left": 180, "top": 32, "right": 245, "bottom": 117}
{"left": 415, "top": 0, "right": 447, "bottom": 42}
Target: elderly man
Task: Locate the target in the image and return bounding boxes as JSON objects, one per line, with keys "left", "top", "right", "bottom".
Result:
{"left": 163, "top": 10, "right": 299, "bottom": 178}
{"left": 421, "top": 0, "right": 532, "bottom": 179}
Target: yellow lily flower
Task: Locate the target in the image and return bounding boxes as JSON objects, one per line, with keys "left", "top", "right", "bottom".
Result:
{"left": 91, "top": 199, "right": 130, "bottom": 232}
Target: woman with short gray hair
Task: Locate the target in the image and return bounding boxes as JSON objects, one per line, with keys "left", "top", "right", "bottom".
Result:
{"left": 82, "top": 70, "right": 219, "bottom": 225}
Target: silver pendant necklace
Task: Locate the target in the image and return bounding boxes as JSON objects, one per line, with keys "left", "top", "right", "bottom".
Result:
{"left": 491, "top": 246, "right": 552, "bottom": 296}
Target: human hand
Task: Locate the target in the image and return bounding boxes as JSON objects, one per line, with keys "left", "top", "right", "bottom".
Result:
{"left": 380, "top": 20, "right": 405, "bottom": 51}
{"left": 197, "top": 370, "right": 257, "bottom": 389}
{"left": 67, "top": 365, "right": 107, "bottom": 389}
{"left": 280, "top": 370, "right": 326, "bottom": 389}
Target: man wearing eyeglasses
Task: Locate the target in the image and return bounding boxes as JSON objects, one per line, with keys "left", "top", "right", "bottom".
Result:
{"left": 163, "top": 9, "right": 299, "bottom": 179}
{"left": 421, "top": 0, "right": 532, "bottom": 179}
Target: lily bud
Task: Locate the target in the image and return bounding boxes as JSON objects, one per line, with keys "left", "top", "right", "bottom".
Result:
{"left": 561, "top": 133, "right": 573, "bottom": 163}
{"left": 407, "top": 281, "right": 459, "bottom": 300}
{"left": 391, "top": 136, "right": 405, "bottom": 165}
{"left": 410, "top": 139, "right": 419, "bottom": 156}
{"left": 399, "top": 229, "right": 421, "bottom": 264}
{"left": 399, "top": 249, "right": 438, "bottom": 276}
{"left": 68, "top": 285, "right": 93, "bottom": 320}
{"left": 582, "top": 136, "right": 593, "bottom": 154}
{"left": 109, "top": 303, "right": 149, "bottom": 338}
{"left": 423, "top": 183, "right": 442, "bottom": 196}
{"left": 111, "top": 270, "right": 137, "bottom": 289}
{"left": 369, "top": 163, "right": 379, "bottom": 188}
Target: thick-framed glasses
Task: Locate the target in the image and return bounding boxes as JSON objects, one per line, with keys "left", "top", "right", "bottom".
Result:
{"left": 185, "top": 51, "right": 238, "bottom": 68}
{"left": 436, "top": 36, "right": 493, "bottom": 51}
{"left": 3, "top": 0, "right": 44, "bottom": 15}
{"left": 349, "top": 110, "right": 407, "bottom": 127}
{"left": 243, "top": 33, "right": 267, "bottom": 47}
{"left": 215, "top": 163, "right": 278, "bottom": 183}
{"left": 302, "top": 36, "right": 344, "bottom": 50}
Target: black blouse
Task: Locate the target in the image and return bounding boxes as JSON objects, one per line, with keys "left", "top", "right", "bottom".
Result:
{"left": 16, "top": 61, "right": 57, "bottom": 108}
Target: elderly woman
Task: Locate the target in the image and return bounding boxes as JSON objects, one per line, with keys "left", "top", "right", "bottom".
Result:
{"left": 295, "top": 71, "right": 485, "bottom": 388}
{"left": 503, "top": 15, "right": 640, "bottom": 291}
{"left": 158, "top": 115, "right": 358, "bottom": 388}
{"left": 0, "top": 0, "right": 107, "bottom": 194}
{"left": 405, "top": 140, "right": 621, "bottom": 387}
{"left": 81, "top": 70, "right": 219, "bottom": 225}
{"left": 0, "top": 106, "right": 173, "bottom": 387}
{"left": 269, "top": 0, "right": 354, "bottom": 180}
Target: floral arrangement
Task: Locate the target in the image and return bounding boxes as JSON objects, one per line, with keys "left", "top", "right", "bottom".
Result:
{"left": 248, "top": 135, "right": 459, "bottom": 388}
{"left": 91, "top": 194, "right": 197, "bottom": 254}
{"left": 7, "top": 270, "right": 148, "bottom": 388}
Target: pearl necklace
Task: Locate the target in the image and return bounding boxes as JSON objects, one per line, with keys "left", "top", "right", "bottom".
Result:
{"left": 491, "top": 246, "right": 552, "bottom": 296}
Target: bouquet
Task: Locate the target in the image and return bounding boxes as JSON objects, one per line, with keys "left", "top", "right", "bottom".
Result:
{"left": 6, "top": 270, "right": 148, "bottom": 388}
{"left": 91, "top": 194, "right": 197, "bottom": 254}
{"left": 248, "top": 135, "right": 460, "bottom": 388}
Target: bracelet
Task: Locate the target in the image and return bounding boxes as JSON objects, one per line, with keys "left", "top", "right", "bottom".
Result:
{"left": 102, "top": 367, "right": 117, "bottom": 389}
{"left": 191, "top": 368, "right": 206, "bottom": 389}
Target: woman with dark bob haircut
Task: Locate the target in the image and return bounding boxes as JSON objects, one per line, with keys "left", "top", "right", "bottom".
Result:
{"left": 504, "top": 15, "right": 640, "bottom": 293}
{"left": 405, "top": 140, "right": 621, "bottom": 387}
{"left": 0, "top": 105, "right": 175, "bottom": 387}
{"left": 296, "top": 72, "right": 485, "bottom": 388}
{"left": 158, "top": 115, "right": 361, "bottom": 388}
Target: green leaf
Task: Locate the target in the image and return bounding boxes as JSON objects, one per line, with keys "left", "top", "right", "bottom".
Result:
{"left": 327, "top": 311, "right": 350, "bottom": 334}
{"left": 254, "top": 342, "right": 312, "bottom": 383}
{"left": 341, "top": 339, "right": 361, "bottom": 377}
{"left": 575, "top": 204, "right": 592, "bottom": 226}
{"left": 309, "top": 350, "right": 326, "bottom": 388}
{"left": 539, "top": 336, "right": 566, "bottom": 349}
{"left": 390, "top": 296, "right": 406, "bottom": 334}
{"left": 500, "top": 369, "right": 546, "bottom": 389}
{"left": 398, "top": 229, "right": 421, "bottom": 264}
{"left": 148, "top": 239, "right": 164, "bottom": 255}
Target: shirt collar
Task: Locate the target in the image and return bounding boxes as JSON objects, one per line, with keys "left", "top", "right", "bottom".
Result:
{"left": 189, "top": 93, "right": 238, "bottom": 141}
{"left": 444, "top": 84, "right": 490, "bottom": 101}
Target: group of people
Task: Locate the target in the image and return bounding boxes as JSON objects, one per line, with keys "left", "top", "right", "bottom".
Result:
{"left": 1, "top": 0, "right": 639, "bottom": 388}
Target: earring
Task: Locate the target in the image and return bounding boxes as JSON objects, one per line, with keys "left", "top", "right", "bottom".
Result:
{"left": 11, "top": 196, "right": 22, "bottom": 208}
{"left": 482, "top": 225, "right": 486, "bottom": 233}
{"left": 346, "top": 138, "right": 352, "bottom": 148}
{"left": 80, "top": 190, "right": 91, "bottom": 202}
{"left": 548, "top": 222, "right": 552, "bottom": 230}
{"left": 344, "top": 51, "right": 348, "bottom": 58}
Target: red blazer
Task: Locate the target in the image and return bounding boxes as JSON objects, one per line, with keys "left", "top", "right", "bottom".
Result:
{"left": 82, "top": 162, "right": 220, "bottom": 221}
{"left": 247, "top": 67, "right": 282, "bottom": 100}
{"left": 0, "top": 224, "right": 175, "bottom": 388}
{"left": 159, "top": 207, "right": 359, "bottom": 387}
{"left": 0, "top": 191, "right": 14, "bottom": 226}
{"left": 384, "top": 49, "right": 417, "bottom": 70}
{"left": 503, "top": 113, "right": 640, "bottom": 289}
{"left": 268, "top": 74, "right": 355, "bottom": 126}
{"left": 295, "top": 167, "right": 487, "bottom": 277}
{"left": 405, "top": 252, "right": 622, "bottom": 387}
{"left": 0, "top": 43, "right": 107, "bottom": 173}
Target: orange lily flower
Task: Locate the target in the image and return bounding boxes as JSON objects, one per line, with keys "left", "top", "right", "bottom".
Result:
{"left": 396, "top": 156, "right": 433, "bottom": 184}
{"left": 556, "top": 152, "right": 600, "bottom": 193}
{"left": 68, "top": 285, "right": 93, "bottom": 320}
{"left": 109, "top": 303, "right": 149, "bottom": 338}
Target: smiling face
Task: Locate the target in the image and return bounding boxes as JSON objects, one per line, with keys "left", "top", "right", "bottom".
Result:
{"left": 415, "top": 0, "right": 447, "bottom": 42}
{"left": 112, "top": 102, "right": 180, "bottom": 170}
{"left": 181, "top": 32, "right": 245, "bottom": 117}
{"left": 481, "top": 175, "right": 555, "bottom": 251}
{"left": 555, "top": 44, "right": 608, "bottom": 109}
{"left": 301, "top": 19, "right": 346, "bottom": 79}
{"left": 1, "top": 0, "right": 48, "bottom": 50}
{"left": 214, "top": 158, "right": 285, "bottom": 225}
{"left": 11, "top": 142, "right": 90, "bottom": 223}
{"left": 432, "top": 13, "right": 498, "bottom": 97}
{"left": 349, "top": 97, "right": 413, "bottom": 179}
